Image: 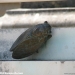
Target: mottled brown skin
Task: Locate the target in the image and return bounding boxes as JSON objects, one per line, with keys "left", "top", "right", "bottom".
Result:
{"left": 10, "top": 21, "right": 52, "bottom": 59}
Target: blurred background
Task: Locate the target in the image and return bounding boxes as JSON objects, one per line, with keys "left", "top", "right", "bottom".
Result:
{"left": 0, "top": 0, "right": 75, "bottom": 16}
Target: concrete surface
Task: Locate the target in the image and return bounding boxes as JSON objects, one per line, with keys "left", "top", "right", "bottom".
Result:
{"left": 1, "top": 8, "right": 75, "bottom": 28}
{"left": 0, "top": 61, "right": 75, "bottom": 75}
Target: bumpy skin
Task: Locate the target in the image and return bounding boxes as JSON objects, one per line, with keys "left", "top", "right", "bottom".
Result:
{"left": 10, "top": 21, "right": 52, "bottom": 59}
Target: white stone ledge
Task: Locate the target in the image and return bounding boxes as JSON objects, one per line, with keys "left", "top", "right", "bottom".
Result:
{"left": 0, "top": 7, "right": 75, "bottom": 29}
{"left": 0, "top": 61, "right": 75, "bottom": 75}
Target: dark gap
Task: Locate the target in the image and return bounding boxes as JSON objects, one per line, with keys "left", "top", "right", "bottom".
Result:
{"left": 21, "top": 0, "right": 75, "bottom": 8}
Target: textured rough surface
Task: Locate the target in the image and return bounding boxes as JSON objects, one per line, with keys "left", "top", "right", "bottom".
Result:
{"left": 10, "top": 21, "right": 52, "bottom": 59}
